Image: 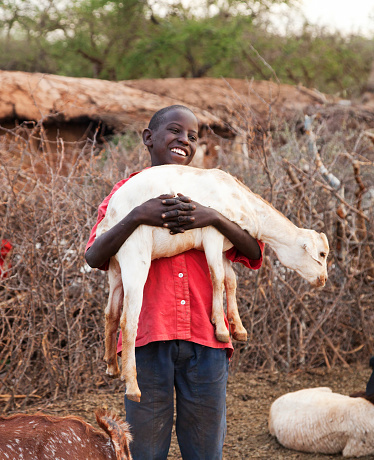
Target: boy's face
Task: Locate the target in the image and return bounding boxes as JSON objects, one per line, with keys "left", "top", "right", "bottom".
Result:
{"left": 144, "top": 108, "right": 199, "bottom": 166}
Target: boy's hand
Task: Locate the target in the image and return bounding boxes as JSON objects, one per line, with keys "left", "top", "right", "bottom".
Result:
{"left": 135, "top": 194, "right": 196, "bottom": 232}
{"left": 160, "top": 194, "right": 218, "bottom": 234}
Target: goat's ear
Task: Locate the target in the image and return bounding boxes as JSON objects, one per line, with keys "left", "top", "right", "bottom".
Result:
{"left": 302, "top": 243, "right": 323, "bottom": 266}
{"left": 320, "top": 232, "right": 330, "bottom": 248}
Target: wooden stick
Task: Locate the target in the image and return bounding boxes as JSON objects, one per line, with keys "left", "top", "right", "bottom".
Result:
{"left": 278, "top": 277, "right": 350, "bottom": 368}
{"left": 283, "top": 159, "right": 370, "bottom": 222}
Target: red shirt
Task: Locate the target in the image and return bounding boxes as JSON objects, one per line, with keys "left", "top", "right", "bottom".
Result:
{"left": 0, "top": 239, "right": 12, "bottom": 279}
{"left": 86, "top": 171, "right": 264, "bottom": 357}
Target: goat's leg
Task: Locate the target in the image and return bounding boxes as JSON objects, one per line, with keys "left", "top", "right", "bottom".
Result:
{"left": 104, "top": 259, "right": 123, "bottom": 378}
{"left": 118, "top": 243, "right": 152, "bottom": 403}
{"left": 203, "top": 231, "right": 230, "bottom": 343}
{"left": 223, "top": 257, "right": 247, "bottom": 342}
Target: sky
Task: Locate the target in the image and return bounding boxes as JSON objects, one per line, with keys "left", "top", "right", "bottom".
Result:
{"left": 5, "top": 0, "right": 373, "bottom": 38}
{"left": 293, "top": 0, "right": 374, "bottom": 36}
{"left": 171, "top": 0, "right": 374, "bottom": 37}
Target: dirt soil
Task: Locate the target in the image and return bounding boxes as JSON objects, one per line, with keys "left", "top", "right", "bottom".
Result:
{"left": 12, "top": 365, "right": 373, "bottom": 460}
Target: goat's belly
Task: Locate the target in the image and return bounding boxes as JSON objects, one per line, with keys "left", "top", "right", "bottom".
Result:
{"left": 151, "top": 229, "right": 203, "bottom": 259}
{"left": 150, "top": 228, "right": 233, "bottom": 260}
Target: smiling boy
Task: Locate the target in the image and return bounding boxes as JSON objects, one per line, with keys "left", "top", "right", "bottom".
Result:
{"left": 85, "top": 105, "right": 264, "bottom": 459}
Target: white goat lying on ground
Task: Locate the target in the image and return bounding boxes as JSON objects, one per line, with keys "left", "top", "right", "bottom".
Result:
{"left": 0, "top": 408, "right": 132, "bottom": 460}
{"left": 97, "top": 165, "right": 329, "bottom": 402}
{"left": 269, "top": 387, "right": 374, "bottom": 458}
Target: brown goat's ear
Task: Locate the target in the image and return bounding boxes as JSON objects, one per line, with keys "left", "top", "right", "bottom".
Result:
{"left": 349, "top": 391, "right": 374, "bottom": 406}
{"left": 302, "top": 243, "right": 322, "bottom": 266}
{"left": 350, "top": 391, "right": 366, "bottom": 398}
{"left": 95, "top": 408, "right": 133, "bottom": 460}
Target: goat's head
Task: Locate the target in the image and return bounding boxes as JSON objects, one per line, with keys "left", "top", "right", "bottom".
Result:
{"left": 296, "top": 230, "right": 329, "bottom": 286}
{"left": 276, "top": 230, "right": 329, "bottom": 287}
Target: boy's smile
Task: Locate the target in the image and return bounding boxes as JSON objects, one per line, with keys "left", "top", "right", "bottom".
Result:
{"left": 143, "top": 108, "right": 199, "bottom": 166}
{"left": 170, "top": 147, "right": 188, "bottom": 157}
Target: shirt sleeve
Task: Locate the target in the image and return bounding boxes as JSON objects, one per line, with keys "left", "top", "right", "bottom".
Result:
{"left": 225, "top": 239, "right": 265, "bottom": 270}
{"left": 85, "top": 179, "right": 129, "bottom": 271}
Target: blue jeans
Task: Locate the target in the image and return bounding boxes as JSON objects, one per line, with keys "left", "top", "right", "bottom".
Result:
{"left": 125, "top": 340, "right": 229, "bottom": 460}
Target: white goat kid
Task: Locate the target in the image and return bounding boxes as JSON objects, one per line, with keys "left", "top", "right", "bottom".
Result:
{"left": 97, "top": 165, "right": 329, "bottom": 402}
{"left": 269, "top": 387, "right": 374, "bottom": 457}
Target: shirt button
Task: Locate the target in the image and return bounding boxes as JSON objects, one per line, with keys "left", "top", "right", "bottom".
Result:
{"left": 178, "top": 273, "right": 183, "bottom": 278}
{"left": 181, "top": 300, "right": 186, "bottom": 305}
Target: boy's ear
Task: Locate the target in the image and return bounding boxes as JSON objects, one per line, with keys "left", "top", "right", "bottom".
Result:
{"left": 142, "top": 128, "right": 153, "bottom": 147}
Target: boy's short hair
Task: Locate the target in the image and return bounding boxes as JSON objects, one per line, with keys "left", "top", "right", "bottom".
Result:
{"left": 148, "top": 105, "right": 196, "bottom": 131}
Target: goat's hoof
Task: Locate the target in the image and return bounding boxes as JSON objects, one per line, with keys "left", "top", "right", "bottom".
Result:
{"left": 122, "top": 376, "right": 141, "bottom": 402}
{"left": 232, "top": 330, "right": 248, "bottom": 342}
{"left": 215, "top": 332, "right": 230, "bottom": 343}
{"left": 126, "top": 391, "right": 141, "bottom": 403}
{"left": 106, "top": 367, "right": 120, "bottom": 379}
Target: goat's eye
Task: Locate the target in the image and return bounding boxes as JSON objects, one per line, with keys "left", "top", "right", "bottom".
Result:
{"left": 320, "top": 252, "right": 326, "bottom": 258}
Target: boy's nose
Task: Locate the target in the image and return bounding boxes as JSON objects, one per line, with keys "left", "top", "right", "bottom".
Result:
{"left": 178, "top": 133, "right": 189, "bottom": 144}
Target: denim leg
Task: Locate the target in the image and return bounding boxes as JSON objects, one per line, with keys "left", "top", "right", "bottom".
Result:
{"left": 174, "top": 342, "right": 229, "bottom": 460}
{"left": 125, "top": 342, "right": 175, "bottom": 460}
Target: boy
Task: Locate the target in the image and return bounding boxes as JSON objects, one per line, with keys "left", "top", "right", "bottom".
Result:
{"left": 85, "top": 105, "right": 264, "bottom": 459}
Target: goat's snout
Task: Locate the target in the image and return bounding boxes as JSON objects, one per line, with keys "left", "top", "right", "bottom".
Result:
{"left": 313, "top": 274, "right": 327, "bottom": 288}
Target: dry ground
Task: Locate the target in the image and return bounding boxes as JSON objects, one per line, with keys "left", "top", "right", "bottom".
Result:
{"left": 6, "top": 365, "right": 373, "bottom": 460}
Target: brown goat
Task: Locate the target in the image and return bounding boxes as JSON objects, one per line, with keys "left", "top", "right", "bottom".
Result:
{"left": 0, "top": 408, "right": 132, "bottom": 460}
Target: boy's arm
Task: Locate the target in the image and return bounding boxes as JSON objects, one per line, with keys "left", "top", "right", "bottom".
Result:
{"left": 85, "top": 195, "right": 196, "bottom": 268}
{"left": 213, "top": 213, "right": 261, "bottom": 260}
{"left": 85, "top": 207, "right": 142, "bottom": 269}
{"left": 159, "top": 196, "right": 261, "bottom": 261}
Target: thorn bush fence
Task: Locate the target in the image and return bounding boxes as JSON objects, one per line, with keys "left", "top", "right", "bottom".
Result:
{"left": 0, "top": 112, "right": 373, "bottom": 411}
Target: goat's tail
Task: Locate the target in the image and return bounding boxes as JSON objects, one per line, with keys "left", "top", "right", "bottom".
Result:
{"left": 95, "top": 408, "right": 133, "bottom": 460}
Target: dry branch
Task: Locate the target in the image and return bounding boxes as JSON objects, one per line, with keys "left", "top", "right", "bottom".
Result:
{"left": 1, "top": 114, "right": 373, "bottom": 410}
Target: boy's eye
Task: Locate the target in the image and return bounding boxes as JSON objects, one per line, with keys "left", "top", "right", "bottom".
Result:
{"left": 189, "top": 135, "right": 197, "bottom": 142}
{"left": 170, "top": 128, "right": 179, "bottom": 133}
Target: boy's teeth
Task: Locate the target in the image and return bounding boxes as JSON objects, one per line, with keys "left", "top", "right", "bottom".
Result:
{"left": 172, "top": 148, "right": 186, "bottom": 156}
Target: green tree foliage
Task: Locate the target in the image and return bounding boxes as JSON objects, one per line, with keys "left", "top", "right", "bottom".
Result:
{"left": 58, "top": 0, "right": 151, "bottom": 80}
{"left": 0, "top": 0, "right": 66, "bottom": 74}
{"left": 242, "top": 26, "right": 374, "bottom": 97}
{"left": 123, "top": 13, "right": 249, "bottom": 79}
{"left": 0, "top": 0, "right": 373, "bottom": 97}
